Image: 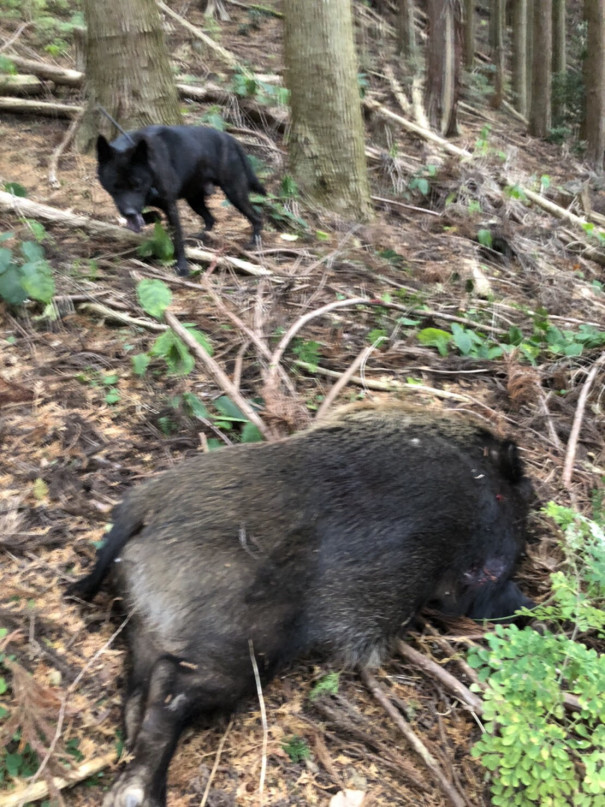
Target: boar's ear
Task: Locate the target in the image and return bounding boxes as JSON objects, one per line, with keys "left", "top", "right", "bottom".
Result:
{"left": 96, "top": 134, "right": 112, "bottom": 164}
{"left": 493, "top": 439, "right": 524, "bottom": 483}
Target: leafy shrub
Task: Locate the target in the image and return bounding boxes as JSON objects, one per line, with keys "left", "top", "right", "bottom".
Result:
{"left": 468, "top": 503, "right": 605, "bottom": 805}
{"left": 0, "top": 232, "right": 55, "bottom": 305}
{"left": 132, "top": 279, "right": 212, "bottom": 377}
{"left": 415, "top": 309, "right": 605, "bottom": 363}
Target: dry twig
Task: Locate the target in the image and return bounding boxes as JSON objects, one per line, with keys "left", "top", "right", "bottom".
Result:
{"left": 562, "top": 351, "right": 605, "bottom": 487}
{"left": 199, "top": 718, "right": 234, "bottom": 807}
{"left": 248, "top": 640, "right": 268, "bottom": 804}
{"left": 164, "top": 310, "right": 275, "bottom": 440}
{"left": 48, "top": 107, "right": 84, "bottom": 188}
{"left": 361, "top": 669, "right": 467, "bottom": 807}
{"left": 397, "top": 640, "right": 483, "bottom": 714}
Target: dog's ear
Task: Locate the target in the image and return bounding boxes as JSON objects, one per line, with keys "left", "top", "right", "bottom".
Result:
{"left": 96, "top": 134, "right": 113, "bottom": 164}
{"left": 131, "top": 138, "right": 150, "bottom": 166}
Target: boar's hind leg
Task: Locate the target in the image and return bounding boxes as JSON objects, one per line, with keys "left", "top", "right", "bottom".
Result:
{"left": 105, "top": 655, "right": 211, "bottom": 807}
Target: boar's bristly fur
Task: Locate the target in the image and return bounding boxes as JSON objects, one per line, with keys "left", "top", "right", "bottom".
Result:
{"left": 69, "top": 402, "right": 534, "bottom": 807}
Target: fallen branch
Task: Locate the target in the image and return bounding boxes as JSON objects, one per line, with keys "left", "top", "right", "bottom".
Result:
{"left": 294, "top": 360, "right": 474, "bottom": 402}
{"left": 0, "top": 191, "right": 271, "bottom": 278}
{"left": 316, "top": 342, "right": 382, "bottom": 420}
{"left": 267, "top": 297, "right": 373, "bottom": 390}
{"left": 311, "top": 697, "right": 428, "bottom": 793}
{"left": 364, "top": 96, "right": 472, "bottom": 160}
{"left": 78, "top": 302, "right": 167, "bottom": 332}
{"left": 562, "top": 351, "right": 605, "bottom": 488}
{"left": 361, "top": 669, "right": 466, "bottom": 807}
{"left": 48, "top": 107, "right": 84, "bottom": 188}
{"left": 397, "top": 640, "right": 483, "bottom": 714}
{"left": 0, "top": 97, "right": 81, "bottom": 117}
{"left": 0, "top": 751, "right": 117, "bottom": 807}
{"left": 0, "top": 74, "right": 44, "bottom": 95}
{"left": 202, "top": 278, "right": 297, "bottom": 395}
{"left": 164, "top": 310, "right": 276, "bottom": 441}
{"left": 2, "top": 54, "right": 82, "bottom": 87}
{"left": 199, "top": 718, "right": 234, "bottom": 807}
{"left": 157, "top": 0, "right": 250, "bottom": 76}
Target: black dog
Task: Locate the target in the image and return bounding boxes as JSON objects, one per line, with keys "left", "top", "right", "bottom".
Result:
{"left": 96, "top": 125, "right": 267, "bottom": 276}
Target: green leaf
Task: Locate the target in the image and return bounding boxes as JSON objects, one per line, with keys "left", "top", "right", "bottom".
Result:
{"left": 450, "top": 323, "right": 475, "bottom": 355}
{"left": 0, "top": 247, "right": 13, "bottom": 273}
{"left": 282, "top": 736, "right": 311, "bottom": 764}
{"left": 150, "top": 330, "right": 176, "bottom": 359}
{"left": 182, "top": 392, "right": 210, "bottom": 419}
{"left": 214, "top": 396, "right": 248, "bottom": 421}
{"left": 309, "top": 672, "right": 340, "bottom": 701}
{"left": 105, "top": 389, "right": 120, "bottom": 405}
{"left": 477, "top": 228, "right": 493, "bottom": 248}
{"left": 20, "top": 240, "right": 44, "bottom": 262}
{"left": 26, "top": 220, "right": 47, "bottom": 242}
{"left": 417, "top": 327, "right": 451, "bottom": 356}
{"left": 0, "top": 263, "right": 28, "bottom": 304}
{"left": 241, "top": 422, "right": 263, "bottom": 443}
{"left": 20, "top": 260, "right": 55, "bottom": 303}
{"left": 131, "top": 353, "right": 151, "bottom": 376}
{"left": 4, "top": 181, "right": 26, "bottom": 197}
{"left": 137, "top": 278, "right": 172, "bottom": 319}
{"left": 416, "top": 177, "right": 429, "bottom": 195}
{"left": 183, "top": 325, "right": 213, "bottom": 356}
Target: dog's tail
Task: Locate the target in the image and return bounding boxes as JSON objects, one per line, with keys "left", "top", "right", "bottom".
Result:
{"left": 235, "top": 141, "right": 267, "bottom": 195}
{"left": 246, "top": 161, "right": 267, "bottom": 196}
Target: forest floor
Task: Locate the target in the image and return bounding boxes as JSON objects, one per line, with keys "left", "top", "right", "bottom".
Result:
{"left": 1, "top": 2, "right": 604, "bottom": 807}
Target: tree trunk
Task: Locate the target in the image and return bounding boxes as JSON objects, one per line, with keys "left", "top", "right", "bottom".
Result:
{"left": 425, "top": 0, "right": 462, "bottom": 136}
{"left": 583, "top": 0, "right": 605, "bottom": 169}
{"left": 396, "top": 0, "right": 417, "bottom": 62}
{"left": 551, "top": 0, "right": 566, "bottom": 123}
{"left": 528, "top": 0, "right": 552, "bottom": 138}
{"left": 525, "top": 0, "right": 533, "bottom": 111}
{"left": 511, "top": 0, "right": 528, "bottom": 116}
{"left": 283, "top": 0, "right": 372, "bottom": 220}
{"left": 463, "top": 0, "right": 475, "bottom": 69}
{"left": 491, "top": 0, "right": 506, "bottom": 109}
{"left": 77, "top": 0, "right": 181, "bottom": 151}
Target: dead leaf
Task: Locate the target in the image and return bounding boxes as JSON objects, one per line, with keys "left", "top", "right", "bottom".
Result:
{"left": 329, "top": 789, "right": 365, "bottom": 807}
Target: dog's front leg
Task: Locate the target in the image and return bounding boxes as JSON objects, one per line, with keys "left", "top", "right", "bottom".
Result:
{"left": 165, "top": 200, "right": 189, "bottom": 276}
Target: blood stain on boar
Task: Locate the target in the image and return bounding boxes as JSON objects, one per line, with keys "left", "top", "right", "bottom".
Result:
{"left": 68, "top": 401, "right": 534, "bottom": 807}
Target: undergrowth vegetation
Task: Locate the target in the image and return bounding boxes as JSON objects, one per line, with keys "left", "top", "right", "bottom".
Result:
{"left": 468, "top": 502, "right": 605, "bottom": 806}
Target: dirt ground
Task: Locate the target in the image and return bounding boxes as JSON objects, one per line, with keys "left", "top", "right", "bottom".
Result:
{"left": 1, "top": 3, "right": 604, "bottom": 807}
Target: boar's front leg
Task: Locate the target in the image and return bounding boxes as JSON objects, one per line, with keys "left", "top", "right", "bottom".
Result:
{"left": 104, "top": 655, "right": 218, "bottom": 807}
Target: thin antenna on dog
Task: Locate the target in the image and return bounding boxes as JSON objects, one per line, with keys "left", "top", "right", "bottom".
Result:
{"left": 97, "top": 105, "right": 135, "bottom": 144}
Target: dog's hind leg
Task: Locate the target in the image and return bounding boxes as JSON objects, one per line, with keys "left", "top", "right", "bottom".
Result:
{"left": 221, "top": 186, "right": 263, "bottom": 247}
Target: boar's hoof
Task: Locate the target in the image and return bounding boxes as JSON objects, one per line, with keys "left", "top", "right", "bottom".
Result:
{"left": 103, "top": 775, "right": 154, "bottom": 807}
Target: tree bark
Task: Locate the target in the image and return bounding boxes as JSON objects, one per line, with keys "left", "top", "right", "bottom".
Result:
{"left": 583, "top": 0, "right": 605, "bottom": 169}
{"left": 463, "top": 0, "right": 475, "bottom": 69}
{"left": 528, "top": 0, "right": 552, "bottom": 137}
{"left": 551, "top": 0, "right": 566, "bottom": 123}
{"left": 283, "top": 0, "right": 372, "bottom": 220}
{"left": 511, "top": 0, "right": 528, "bottom": 116}
{"left": 491, "top": 0, "right": 506, "bottom": 109}
{"left": 425, "top": 0, "right": 463, "bottom": 136}
{"left": 396, "top": 0, "right": 417, "bottom": 62}
{"left": 77, "top": 0, "right": 181, "bottom": 151}
{"left": 526, "top": 0, "right": 533, "bottom": 111}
